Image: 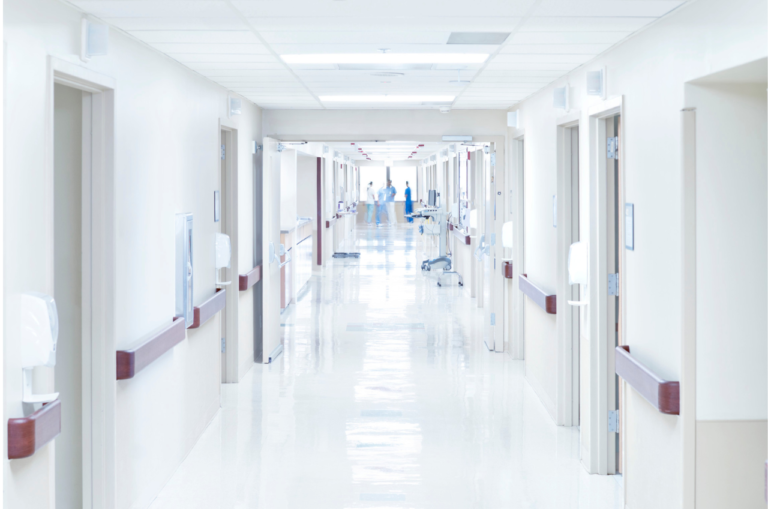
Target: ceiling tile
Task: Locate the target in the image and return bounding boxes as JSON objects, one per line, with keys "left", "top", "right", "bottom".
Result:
{"left": 260, "top": 31, "right": 452, "bottom": 45}
{"left": 484, "top": 61, "right": 578, "bottom": 71}
{"left": 509, "top": 31, "right": 632, "bottom": 44}
{"left": 500, "top": 43, "right": 612, "bottom": 54}
{"left": 170, "top": 54, "right": 277, "bottom": 63}
{"left": 151, "top": 43, "right": 272, "bottom": 55}
{"left": 129, "top": 30, "right": 259, "bottom": 44}
{"left": 102, "top": 17, "right": 248, "bottom": 30}
{"left": 521, "top": 16, "right": 657, "bottom": 31}
{"left": 71, "top": 1, "right": 235, "bottom": 18}
{"left": 493, "top": 54, "right": 594, "bottom": 64}
{"left": 232, "top": 0, "right": 535, "bottom": 17}
{"left": 533, "top": 1, "right": 685, "bottom": 17}
{"left": 245, "top": 17, "right": 524, "bottom": 32}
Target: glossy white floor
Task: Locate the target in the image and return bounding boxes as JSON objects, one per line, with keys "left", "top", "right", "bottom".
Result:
{"left": 149, "top": 224, "right": 623, "bottom": 509}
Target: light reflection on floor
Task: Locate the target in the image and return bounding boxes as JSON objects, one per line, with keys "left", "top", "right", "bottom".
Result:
{"left": 148, "top": 224, "right": 623, "bottom": 509}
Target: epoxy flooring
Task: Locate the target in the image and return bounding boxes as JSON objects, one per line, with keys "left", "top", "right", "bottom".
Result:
{"left": 149, "top": 224, "right": 623, "bottom": 509}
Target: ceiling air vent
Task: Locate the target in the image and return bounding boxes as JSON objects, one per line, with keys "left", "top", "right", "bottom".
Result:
{"left": 447, "top": 32, "right": 510, "bottom": 45}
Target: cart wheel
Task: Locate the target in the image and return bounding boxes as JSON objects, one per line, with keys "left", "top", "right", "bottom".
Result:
{"left": 459, "top": 282, "right": 463, "bottom": 286}
{"left": 437, "top": 282, "right": 442, "bottom": 287}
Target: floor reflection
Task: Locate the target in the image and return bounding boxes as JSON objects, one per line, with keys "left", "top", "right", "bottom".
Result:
{"left": 149, "top": 224, "right": 623, "bottom": 509}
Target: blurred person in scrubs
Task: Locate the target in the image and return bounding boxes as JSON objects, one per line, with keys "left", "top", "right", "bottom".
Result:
{"left": 376, "top": 183, "right": 388, "bottom": 227}
{"left": 366, "top": 181, "right": 375, "bottom": 225}
{"left": 404, "top": 181, "right": 413, "bottom": 223}
{"left": 386, "top": 180, "right": 397, "bottom": 226}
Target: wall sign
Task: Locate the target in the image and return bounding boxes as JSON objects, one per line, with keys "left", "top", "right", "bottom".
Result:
{"left": 625, "top": 203, "right": 634, "bottom": 250}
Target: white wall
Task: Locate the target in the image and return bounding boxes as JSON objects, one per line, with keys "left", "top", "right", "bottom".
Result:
{"left": 263, "top": 109, "right": 507, "bottom": 139}
{"left": 3, "top": 0, "right": 262, "bottom": 507}
{"left": 511, "top": 0, "right": 766, "bottom": 505}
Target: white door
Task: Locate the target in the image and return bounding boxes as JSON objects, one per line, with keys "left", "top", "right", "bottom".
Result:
{"left": 261, "top": 137, "right": 282, "bottom": 362}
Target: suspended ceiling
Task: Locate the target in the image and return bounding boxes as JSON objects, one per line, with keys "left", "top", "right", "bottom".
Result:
{"left": 65, "top": 0, "right": 688, "bottom": 110}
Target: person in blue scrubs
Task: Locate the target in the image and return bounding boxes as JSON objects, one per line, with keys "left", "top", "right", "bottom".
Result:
{"left": 404, "top": 181, "right": 413, "bottom": 223}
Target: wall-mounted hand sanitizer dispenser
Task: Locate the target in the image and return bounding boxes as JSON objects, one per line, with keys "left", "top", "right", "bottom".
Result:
{"left": 176, "top": 213, "right": 194, "bottom": 327}
{"left": 215, "top": 233, "right": 231, "bottom": 287}
{"left": 21, "top": 292, "right": 59, "bottom": 404}
{"left": 567, "top": 241, "right": 589, "bottom": 306}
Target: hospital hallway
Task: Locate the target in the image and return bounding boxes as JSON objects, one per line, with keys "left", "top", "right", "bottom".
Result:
{"left": 147, "top": 225, "right": 622, "bottom": 509}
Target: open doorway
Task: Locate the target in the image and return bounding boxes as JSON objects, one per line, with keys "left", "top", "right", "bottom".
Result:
{"left": 54, "top": 81, "right": 85, "bottom": 509}
{"left": 681, "top": 58, "right": 767, "bottom": 507}
{"left": 49, "top": 61, "right": 117, "bottom": 509}
{"left": 218, "top": 126, "right": 240, "bottom": 382}
{"left": 556, "top": 117, "right": 581, "bottom": 427}
{"left": 584, "top": 96, "right": 623, "bottom": 476}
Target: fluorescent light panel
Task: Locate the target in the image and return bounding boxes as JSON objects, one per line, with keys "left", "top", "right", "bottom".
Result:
{"left": 321, "top": 95, "right": 454, "bottom": 103}
{"left": 283, "top": 54, "right": 488, "bottom": 64}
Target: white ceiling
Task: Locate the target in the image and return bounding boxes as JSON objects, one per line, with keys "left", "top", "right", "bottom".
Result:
{"left": 66, "top": 0, "right": 688, "bottom": 110}
{"left": 326, "top": 140, "right": 446, "bottom": 163}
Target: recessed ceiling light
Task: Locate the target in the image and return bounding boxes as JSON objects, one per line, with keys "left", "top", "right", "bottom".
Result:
{"left": 282, "top": 54, "right": 488, "bottom": 64}
{"left": 371, "top": 72, "right": 405, "bottom": 77}
{"left": 320, "top": 95, "right": 455, "bottom": 103}
{"left": 447, "top": 32, "right": 510, "bottom": 45}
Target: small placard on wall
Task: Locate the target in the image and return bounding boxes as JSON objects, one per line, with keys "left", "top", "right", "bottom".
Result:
{"left": 214, "top": 191, "right": 221, "bottom": 222}
{"left": 625, "top": 203, "right": 634, "bottom": 250}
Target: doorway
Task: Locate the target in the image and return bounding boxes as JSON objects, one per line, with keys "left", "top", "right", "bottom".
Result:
{"left": 510, "top": 135, "right": 525, "bottom": 359}
{"left": 218, "top": 126, "right": 241, "bottom": 382}
{"left": 584, "top": 96, "right": 623, "bottom": 476}
{"left": 49, "top": 60, "right": 117, "bottom": 509}
{"left": 681, "top": 58, "right": 768, "bottom": 508}
{"left": 54, "top": 82, "right": 85, "bottom": 509}
{"left": 606, "top": 114, "right": 622, "bottom": 475}
{"left": 556, "top": 118, "right": 581, "bottom": 427}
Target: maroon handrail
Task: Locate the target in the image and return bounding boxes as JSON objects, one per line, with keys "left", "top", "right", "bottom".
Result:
{"left": 239, "top": 266, "right": 262, "bottom": 291}
{"left": 8, "top": 399, "right": 62, "bottom": 459}
{"left": 519, "top": 273, "right": 556, "bottom": 314}
{"left": 116, "top": 316, "right": 187, "bottom": 380}
{"left": 615, "top": 345, "right": 680, "bottom": 415}
{"left": 190, "top": 289, "right": 226, "bottom": 329}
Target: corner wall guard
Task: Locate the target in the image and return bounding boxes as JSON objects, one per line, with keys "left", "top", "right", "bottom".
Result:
{"left": 8, "top": 399, "right": 61, "bottom": 459}
{"left": 239, "top": 265, "right": 262, "bottom": 291}
{"left": 268, "top": 344, "right": 284, "bottom": 364}
{"left": 116, "top": 316, "right": 187, "bottom": 380}
{"left": 519, "top": 273, "right": 556, "bottom": 314}
{"left": 615, "top": 345, "right": 680, "bottom": 415}
{"left": 189, "top": 289, "right": 226, "bottom": 329}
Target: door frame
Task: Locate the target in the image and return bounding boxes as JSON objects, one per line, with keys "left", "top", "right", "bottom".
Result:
{"left": 584, "top": 95, "right": 624, "bottom": 475}
{"left": 555, "top": 111, "right": 581, "bottom": 427}
{"left": 48, "top": 56, "right": 116, "bottom": 509}
{"left": 680, "top": 107, "right": 696, "bottom": 509}
{"left": 218, "top": 123, "right": 240, "bottom": 382}
{"left": 509, "top": 131, "right": 525, "bottom": 360}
